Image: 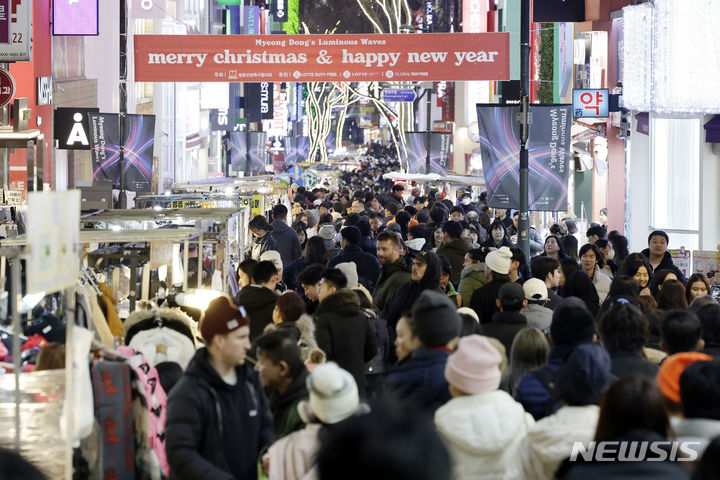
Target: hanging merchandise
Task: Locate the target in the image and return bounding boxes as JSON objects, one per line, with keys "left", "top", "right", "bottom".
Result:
{"left": 98, "top": 283, "right": 124, "bottom": 339}
{"left": 117, "top": 346, "right": 170, "bottom": 477}
{"left": 123, "top": 308, "right": 198, "bottom": 369}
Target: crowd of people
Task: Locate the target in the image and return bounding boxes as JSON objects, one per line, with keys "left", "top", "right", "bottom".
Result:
{"left": 165, "top": 158, "right": 720, "bottom": 480}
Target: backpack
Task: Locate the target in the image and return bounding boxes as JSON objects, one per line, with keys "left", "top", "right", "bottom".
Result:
{"left": 531, "top": 366, "right": 563, "bottom": 417}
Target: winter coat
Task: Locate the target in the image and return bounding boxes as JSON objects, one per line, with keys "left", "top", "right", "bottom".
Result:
{"left": 267, "top": 423, "right": 322, "bottom": 480}
{"left": 481, "top": 236, "right": 513, "bottom": 252}
{"left": 384, "top": 347, "right": 452, "bottom": 415}
{"left": 546, "top": 289, "right": 563, "bottom": 311}
{"left": 674, "top": 417, "right": 720, "bottom": 457}
{"left": 271, "top": 220, "right": 302, "bottom": 267}
{"left": 236, "top": 285, "right": 279, "bottom": 342}
{"left": 522, "top": 304, "right": 553, "bottom": 334}
{"left": 124, "top": 307, "right": 198, "bottom": 369}
{"left": 166, "top": 348, "right": 274, "bottom": 480}
{"left": 382, "top": 252, "right": 443, "bottom": 336}
{"left": 458, "top": 264, "right": 488, "bottom": 308}
{"left": 483, "top": 311, "right": 528, "bottom": 355}
{"left": 590, "top": 268, "right": 611, "bottom": 303}
{"left": 508, "top": 226, "right": 544, "bottom": 256}
{"left": 264, "top": 314, "right": 319, "bottom": 362}
{"left": 283, "top": 257, "right": 309, "bottom": 293}
{"left": 314, "top": 290, "right": 377, "bottom": 396}
{"left": 514, "top": 345, "right": 574, "bottom": 420}
{"left": 608, "top": 349, "right": 659, "bottom": 378}
{"left": 326, "top": 245, "right": 381, "bottom": 290}
{"left": 267, "top": 368, "right": 309, "bottom": 438}
{"left": 246, "top": 233, "right": 278, "bottom": 262}
{"left": 556, "top": 429, "right": 691, "bottom": 480}
{"left": 434, "top": 390, "right": 535, "bottom": 480}
{"left": 437, "top": 238, "right": 471, "bottom": 285}
{"left": 520, "top": 405, "right": 599, "bottom": 480}
{"left": 359, "top": 236, "right": 377, "bottom": 256}
{"left": 362, "top": 307, "right": 390, "bottom": 375}
{"left": 641, "top": 248, "right": 687, "bottom": 284}
{"left": 372, "top": 256, "right": 412, "bottom": 311}
{"left": 470, "top": 277, "right": 511, "bottom": 324}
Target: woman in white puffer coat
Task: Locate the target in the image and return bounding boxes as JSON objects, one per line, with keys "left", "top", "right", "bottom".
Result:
{"left": 434, "top": 335, "right": 535, "bottom": 480}
{"left": 519, "top": 343, "right": 614, "bottom": 479}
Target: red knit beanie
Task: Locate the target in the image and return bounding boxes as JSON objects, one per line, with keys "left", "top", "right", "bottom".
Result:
{"left": 200, "top": 296, "right": 249, "bottom": 343}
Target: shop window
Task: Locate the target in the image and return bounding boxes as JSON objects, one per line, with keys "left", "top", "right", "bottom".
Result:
{"left": 650, "top": 116, "right": 701, "bottom": 250}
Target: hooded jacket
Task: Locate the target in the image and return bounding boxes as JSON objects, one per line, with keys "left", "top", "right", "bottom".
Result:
{"left": 434, "top": 390, "right": 535, "bottom": 480}
{"left": 166, "top": 348, "right": 274, "bottom": 480}
{"left": 514, "top": 344, "right": 575, "bottom": 420}
{"left": 326, "top": 244, "right": 381, "bottom": 290}
{"left": 314, "top": 290, "right": 377, "bottom": 396}
{"left": 263, "top": 314, "right": 319, "bottom": 362}
{"left": 236, "top": 286, "right": 279, "bottom": 342}
{"left": 271, "top": 220, "right": 303, "bottom": 267}
{"left": 246, "top": 233, "right": 278, "bottom": 262}
{"left": 267, "top": 368, "right": 309, "bottom": 438}
{"left": 520, "top": 405, "right": 599, "bottom": 480}
{"left": 458, "top": 263, "right": 488, "bottom": 308}
{"left": 372, "top": 256, "right": 412, "bottom": 311}
{"left": 640, "top": 248, "right": 687, "bottom": 284}
{"left": 382, "top": 251, "right": 443, "bottom": 336}
{"left": 437, "top": 238, "right": 471, "bottom": 285}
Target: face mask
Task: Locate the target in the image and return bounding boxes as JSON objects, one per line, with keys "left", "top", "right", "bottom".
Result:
{"left": 462, "top": 198, "right": 471, "bottom": 206}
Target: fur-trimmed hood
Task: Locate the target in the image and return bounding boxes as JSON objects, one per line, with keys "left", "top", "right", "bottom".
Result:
{"left": 263, "top": 313, "right": 319, "bottom": 362}
{"left": 314, "top": 290, "right": 360, "bottom": 316}
{"left": 124, "top": 307, "right": 199, "bottom": 369}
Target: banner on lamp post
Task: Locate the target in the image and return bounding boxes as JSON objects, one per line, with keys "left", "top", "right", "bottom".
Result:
{"left": 134, "top": 33, "right": 510, "bottom": 83}
{"left": 476, "top": 104, "right": 572, "bottom": 211}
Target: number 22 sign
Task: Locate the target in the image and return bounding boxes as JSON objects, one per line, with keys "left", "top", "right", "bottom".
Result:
{"left": 0, "top": 0, "right": 31, "bottom": 61}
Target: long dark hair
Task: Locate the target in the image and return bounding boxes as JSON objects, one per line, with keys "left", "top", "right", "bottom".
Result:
{"left": 302, "top": 236, "right": 328, "bottom": 265}
{"left": 561, "top": 235, "right": 579, "bottom": 261}
{"left": 594, "top": 375, "right": 670, "bottom": 442}
{"left": 657, "top": 279, "right": 688, "bottom": 310}
{"left": 566, "top": 270, "right": 600, "bottom": 316}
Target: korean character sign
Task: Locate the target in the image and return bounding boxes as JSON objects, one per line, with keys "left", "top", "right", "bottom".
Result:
{"left": 572, "top": 89, "right": 609, "bottom": 118}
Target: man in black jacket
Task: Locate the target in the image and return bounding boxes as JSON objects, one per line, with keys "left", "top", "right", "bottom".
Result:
{"left": 315, "top": 268, "right": 377, "bottom": 397}
{"left": 166, "top": 296, "right": 274, "bottom": 480}
{"left": 482, "top": 282, "right": 528, "bottom": 354}
{"left": 326, "top": 226, "right": 381, "bottom": 290}
{"left": 641, "top": 230, "right": 686, "bottom": 284}
{"left": 236, "top": 261, "right": 280, "bottom": 342}
{"left": 270, "top": 204, "right": 302, "bottom": 267}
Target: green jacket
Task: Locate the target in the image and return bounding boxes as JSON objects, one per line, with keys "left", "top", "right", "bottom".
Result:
{"left": 437, "top": 238, "right": 471, "bottom": 286}
{"left": 458, "top": 264, "right": 488, "bottom": 308}
{"left": 372, "top": 256, "right": 412, "bottom": 311}
{"left": 268, "top": 369, "right": 309, "bottom": 438}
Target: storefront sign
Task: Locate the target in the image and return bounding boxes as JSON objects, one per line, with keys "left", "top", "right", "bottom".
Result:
{"left": 134, "top": 33, "right": 510, "bottom": 83}
{"left": 0, "top": 0, "right": 31, "bottom": 61}
{"left": 383, "top": 89, "right": 416, "bottom": 102}
{"left": 270, "top": 0, "right": 287, "bottom": 23}
{"left": 53, "top": 0, "right": 99, "bottom": 35}
{"left": 260, "top": 82, "right": 273, "bottom": 120}
{"left": 244, "top": 6, "right": 260, "bottom": 35}
{"left": 573, "top": 89, "right": 609, "bottom": 118}
{"left": 533, "top": 0, "right": 585, "bottom": 22}
{"left": 54, "top": 107, "right": 99, "bottom": 150}
{"left": 4, "top": 190, "right": 22, "bottom": 205}
{"left": 693, "top": 250, "right": 720, "bottom": 301}
{"left": 0, "top": 68, "right": 15, "bottom": 108}
{"left": 27, "top": 190, "right": 80, "bottom": 294}
{"left": 37, "top": 77, "right": 53, "bottom": 105}
{"left": 669, "top": 248, "right": 691, "bottom": 280}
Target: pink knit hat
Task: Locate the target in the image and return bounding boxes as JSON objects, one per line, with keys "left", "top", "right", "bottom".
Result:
{"left": 444, "top": 335, "right": 502, "bottom": 395}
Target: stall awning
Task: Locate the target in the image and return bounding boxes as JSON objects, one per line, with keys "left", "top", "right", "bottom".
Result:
{"left": 704, "top": 115, "right": 720, "bottom": 143}
{"left": 186, "top": 134, "right": 203, "bottom": 149}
